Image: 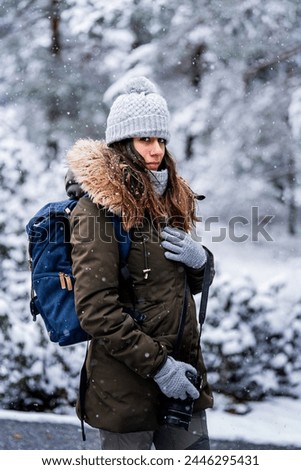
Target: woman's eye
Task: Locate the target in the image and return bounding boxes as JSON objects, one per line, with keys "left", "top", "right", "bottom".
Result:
{"left": 139, "top": 137, "right": 166, "bottom": 144}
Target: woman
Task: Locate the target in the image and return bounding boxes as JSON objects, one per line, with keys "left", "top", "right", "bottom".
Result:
{"left": 66, "top": 76, "right": 214, "bottom": 450}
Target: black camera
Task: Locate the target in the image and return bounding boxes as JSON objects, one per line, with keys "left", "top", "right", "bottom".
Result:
{"left": 160, "top": 371, "right": 199, "bottom": 431}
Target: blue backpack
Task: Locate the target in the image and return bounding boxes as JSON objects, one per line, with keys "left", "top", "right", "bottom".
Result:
{"left": 26, "top": 198, "right": 131, "bottom": 347}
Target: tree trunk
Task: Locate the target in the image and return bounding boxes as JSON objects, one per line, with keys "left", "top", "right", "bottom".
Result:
{"left": 185, "top": 134, "right": 194, "bottom": 160}
{"left": 190, "top": 44, "right": 206, "bottom": 88}
{"left": 46, "top": 0, "right": 61, "bottom": 163}
{"left": 287, "top": 153, "right": 297, "bottom": 235}
{"left": 50, "top": 0, "right": 61, "bottom": 56}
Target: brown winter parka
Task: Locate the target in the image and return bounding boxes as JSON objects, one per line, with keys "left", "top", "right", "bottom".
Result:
{"left": 67, "top": 139, "right": 213, "bottom": 433}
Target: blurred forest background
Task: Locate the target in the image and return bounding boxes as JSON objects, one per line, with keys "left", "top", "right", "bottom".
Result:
{"left": 0, "top": 0, "right": 301, "bottom": 415}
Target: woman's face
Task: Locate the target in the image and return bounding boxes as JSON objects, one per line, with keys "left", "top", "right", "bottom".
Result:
{"left": 132, "top": 137, "right": 165, "bottom": 171}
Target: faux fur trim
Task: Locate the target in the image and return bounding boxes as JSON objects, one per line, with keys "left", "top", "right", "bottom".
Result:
{"left": 67, "top": 139, "right": 129, "bottom": 216}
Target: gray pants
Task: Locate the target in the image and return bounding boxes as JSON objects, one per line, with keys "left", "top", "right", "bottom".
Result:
{"left": 99, "top": 411, "right": 210, "bottom": 450}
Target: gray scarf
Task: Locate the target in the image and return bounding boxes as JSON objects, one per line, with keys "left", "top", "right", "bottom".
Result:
{"left": 148, "top": 169, "right": 168, "bottom": 196}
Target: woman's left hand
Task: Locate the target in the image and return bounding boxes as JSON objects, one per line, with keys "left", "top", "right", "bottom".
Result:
{"left": 161, "top": 226, "right": 207, "bottom": 269}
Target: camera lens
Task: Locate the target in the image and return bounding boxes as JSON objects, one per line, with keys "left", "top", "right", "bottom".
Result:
{"left": 161, "top": 396, "right": 195, "bottom": 430}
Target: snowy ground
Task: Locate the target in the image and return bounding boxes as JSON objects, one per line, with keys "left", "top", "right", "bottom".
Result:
{"left": 207, "top": 394, "right": 301, "bottom": 448}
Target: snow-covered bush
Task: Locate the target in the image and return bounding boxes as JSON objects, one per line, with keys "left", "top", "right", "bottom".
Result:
{"left": 0, "top": 107, "right": 86, "bottom": 414}
{"left": 202, "top": 273, "right": 301, "bottom": 402}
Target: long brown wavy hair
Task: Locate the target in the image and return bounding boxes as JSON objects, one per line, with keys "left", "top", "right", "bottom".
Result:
{"left": 110, "top": 139, "right": 198, "bottom": 231}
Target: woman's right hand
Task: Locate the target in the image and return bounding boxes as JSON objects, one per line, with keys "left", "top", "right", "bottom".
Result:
{"left": 153, "top": 356, "right": 200, "bottom": 400}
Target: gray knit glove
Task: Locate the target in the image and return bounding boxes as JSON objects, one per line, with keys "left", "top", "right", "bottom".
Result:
{"left": 154, "top": 356, "right": 200, "bottom": 400}
{"left": 161, "top": 226, "right": 207, "bottom": 269}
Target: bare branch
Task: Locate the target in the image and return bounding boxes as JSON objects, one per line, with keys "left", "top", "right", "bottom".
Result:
{"left": 243, "top": 44, "right": 301, "bottom": 84}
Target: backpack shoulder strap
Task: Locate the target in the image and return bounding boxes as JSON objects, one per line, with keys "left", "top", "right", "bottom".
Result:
{"left": 198, "top": 247, "right": 214, "bottom": 328}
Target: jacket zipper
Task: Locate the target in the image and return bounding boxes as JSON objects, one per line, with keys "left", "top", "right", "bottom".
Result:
{"left": 59, "top": 272, "right": 73, "bottom": 291}
{"left": 142, "top": 235, "right": 151, "bottom": 280}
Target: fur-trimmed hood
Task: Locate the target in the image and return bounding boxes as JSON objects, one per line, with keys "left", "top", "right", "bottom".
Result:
{"left": 67, "top": 139, "right": 141, "bottom": 222}
{"left": 66, "top": 138, "right": 197, "bottom": 231}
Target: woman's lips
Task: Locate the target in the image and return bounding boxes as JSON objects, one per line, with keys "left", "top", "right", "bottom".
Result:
{"left": 147, "top": 162, "right": 160, "bottom": 170}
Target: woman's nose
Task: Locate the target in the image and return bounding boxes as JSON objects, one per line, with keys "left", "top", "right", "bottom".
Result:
{"left": 150, "top": 140, "right": 162, "bottom": 155}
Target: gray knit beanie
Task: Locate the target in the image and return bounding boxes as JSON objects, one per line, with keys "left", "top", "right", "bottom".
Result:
{"left": 105, "top": 76, "right": 170, "bottom": 145}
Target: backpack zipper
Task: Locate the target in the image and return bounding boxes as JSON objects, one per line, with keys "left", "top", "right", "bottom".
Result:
{"left": 59, "top": 272, "right": 73, "bottom": 291}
